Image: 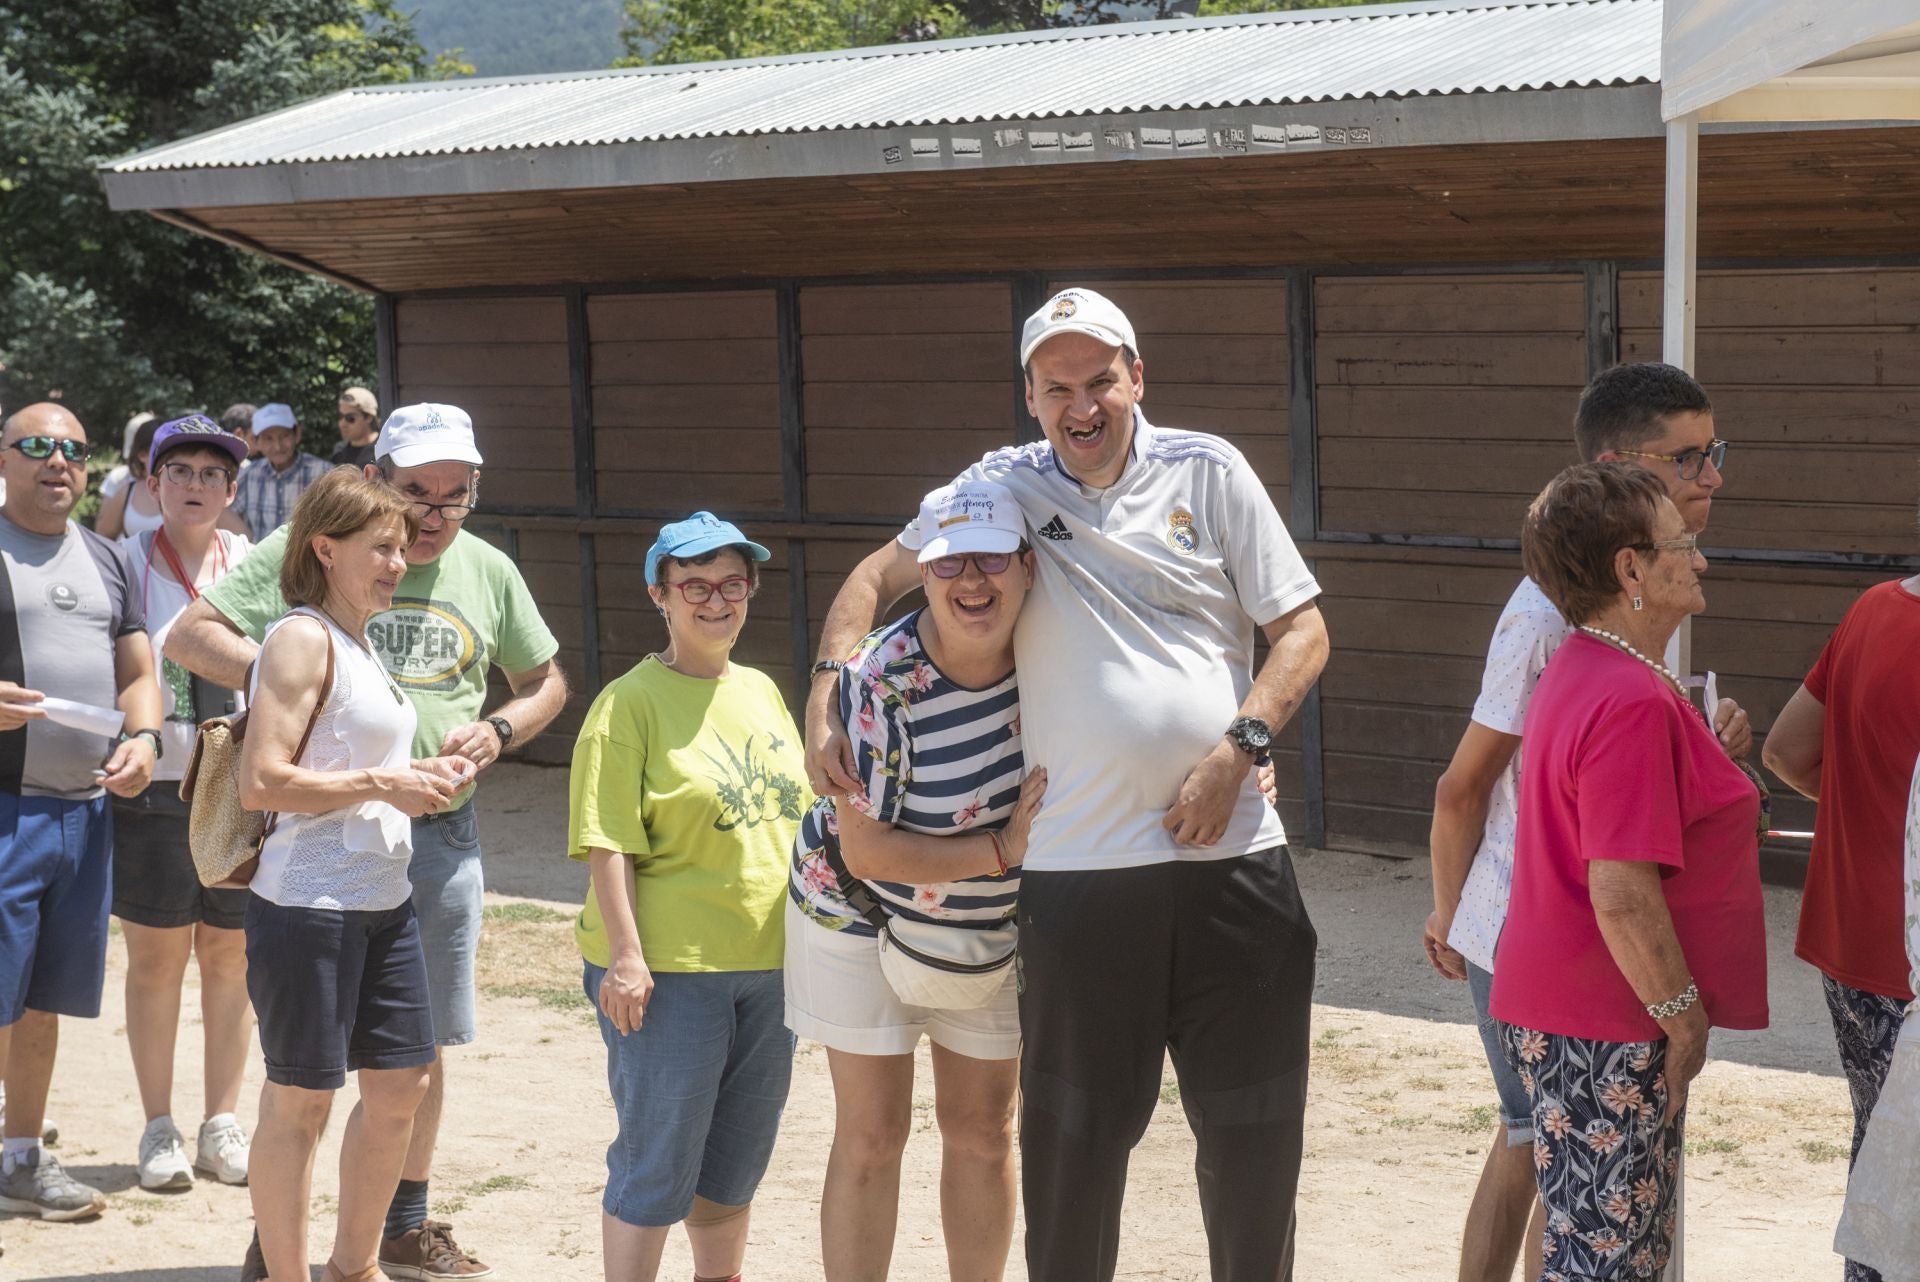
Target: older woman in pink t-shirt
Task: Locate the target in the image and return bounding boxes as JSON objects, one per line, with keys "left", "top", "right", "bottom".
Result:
{"left": 1490, "top": 462, "right": 1768, "bottom": 1281}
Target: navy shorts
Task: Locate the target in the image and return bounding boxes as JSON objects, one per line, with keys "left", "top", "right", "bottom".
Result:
{"left": 245, "top": 895, "right": 437, "bottom": 1090}
{"left": 0, "top": 792, "right": 113, "bottom": 1023}
{"left": 111, "top": 787, "right": 249, "bottom": 930}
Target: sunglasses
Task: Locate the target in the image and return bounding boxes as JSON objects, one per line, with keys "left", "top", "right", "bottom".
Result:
{"left": 5, "top": 436, "right": 91, "bottom": 464}
{"left": 662, "top": 576, "right": 754, "bottom": 604}
{"left": 928, "top": 552, "right": 1014, "bottom": 579}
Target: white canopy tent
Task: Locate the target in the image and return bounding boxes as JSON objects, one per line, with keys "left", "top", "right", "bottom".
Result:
{"left": 1660, "top": 1, "right": 1920, "bottom": 370}
{"left": 1656, "top": 10, "right": 1920, "bottom": 1275}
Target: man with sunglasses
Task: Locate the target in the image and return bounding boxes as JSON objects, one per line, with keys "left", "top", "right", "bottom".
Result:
{"left": 807, "top": 289, "right": 1329, "bottom": 1282}
{"left": 1423, "top": 361, "right": 1752, "bottom": 1282}
{"left": 332, "top": 387, "right": 381, "bottom": 468}
{"left": 0, "top": 402, "right": 164, "bottom": 1224}
{"left": 166, "top": 401, "right": 569, "bottom": 1282}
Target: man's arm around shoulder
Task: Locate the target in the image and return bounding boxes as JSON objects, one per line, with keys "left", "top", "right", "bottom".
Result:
{"left": 165, "top": 597, "right": 259, "bottom": 691}
{"left": 803, "top": 538, "right": 922, "bottom": 796}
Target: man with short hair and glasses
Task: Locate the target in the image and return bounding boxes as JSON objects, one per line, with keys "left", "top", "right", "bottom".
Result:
{"left": 1424, "top": 361, "right": 1752, "bottom": 1282}
{"left": 166, "top": 401, "right": 569, "bottom": 1282}
{"left": 0, "top": 402, "right": 163, "bottom": 1226}
{"left": 332, "top": 387, "right": 381, "bottom": 469}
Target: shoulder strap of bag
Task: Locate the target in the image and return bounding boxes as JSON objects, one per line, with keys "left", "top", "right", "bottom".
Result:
{"left": 258, "top": 626, "right": 336, "bottom": 846}
{"left": 819, "top": 823, "right": 894, "bottom": 935}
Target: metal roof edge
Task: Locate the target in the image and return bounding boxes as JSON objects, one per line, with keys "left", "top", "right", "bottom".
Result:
{"left": 99, "top": 82, "right": 1665, "bottom": 213}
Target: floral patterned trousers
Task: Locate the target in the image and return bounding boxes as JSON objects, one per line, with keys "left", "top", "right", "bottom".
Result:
{"left": 1503, "top": 1024, "right": 1682, "bottom": 1281}
{"left": 1824, "top": 973, "right": 1910, "bottom": 1282}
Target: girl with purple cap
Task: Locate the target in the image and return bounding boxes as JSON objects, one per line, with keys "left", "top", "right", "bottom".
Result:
{"left": 567, "top": 510, "right": 807, "bottom": 1282}
{"left": 111, "top": 414, "right": 257, "bottom": 1191}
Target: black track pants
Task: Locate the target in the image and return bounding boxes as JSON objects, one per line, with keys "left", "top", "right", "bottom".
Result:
{"left": 1016, "top": 844, "right": 1317, "bottom": 1282}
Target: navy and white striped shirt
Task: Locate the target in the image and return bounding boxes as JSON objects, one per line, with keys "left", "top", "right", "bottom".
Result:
{"left": 789, "top": 610, "right": 1023, "bottom": 937}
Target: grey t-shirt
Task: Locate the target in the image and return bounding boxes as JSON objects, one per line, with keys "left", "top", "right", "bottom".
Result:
{"left": 0, "top": 514, "right": 144, "bottom": 798}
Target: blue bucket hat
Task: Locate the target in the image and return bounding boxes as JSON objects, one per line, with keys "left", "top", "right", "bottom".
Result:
{"left": 644, "top": 511, "right": 772, "bottom": 585}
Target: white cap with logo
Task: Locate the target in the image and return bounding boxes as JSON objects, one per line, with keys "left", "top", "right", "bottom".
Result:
{"left": 377, "top": 403, "right": 484, "bottom": 468}
{"left": 1019, "top": 288, "right": 1140, "bottom": 366}
{"left": 914, "top": 480, "right": 1025, "bottom": 563}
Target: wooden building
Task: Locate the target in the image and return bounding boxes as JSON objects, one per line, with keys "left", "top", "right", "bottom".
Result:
{"left": 101, "top": 0, "right": 1920, "bottom": 864}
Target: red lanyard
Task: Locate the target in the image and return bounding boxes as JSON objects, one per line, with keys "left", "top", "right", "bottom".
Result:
{"left": 146, "top": 527, "right": 228, "bottom": 609}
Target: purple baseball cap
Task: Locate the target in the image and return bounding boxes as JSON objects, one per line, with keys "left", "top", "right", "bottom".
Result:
{"left": 148, "top": 415, "right": 250, "bottom": 471}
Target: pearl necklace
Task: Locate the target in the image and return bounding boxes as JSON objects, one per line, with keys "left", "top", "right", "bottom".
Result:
{"left": 1578, "top": 626, "right": 1687, "bottom": 697}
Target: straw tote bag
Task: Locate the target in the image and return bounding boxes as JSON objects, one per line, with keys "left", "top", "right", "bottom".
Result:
{"left": 179, "top": 634, "right": 333, "bottom": 889}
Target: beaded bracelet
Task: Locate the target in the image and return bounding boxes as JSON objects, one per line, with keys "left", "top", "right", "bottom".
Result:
{"left": 1645, "top": 981, "right": 1699, "bottom": 1020}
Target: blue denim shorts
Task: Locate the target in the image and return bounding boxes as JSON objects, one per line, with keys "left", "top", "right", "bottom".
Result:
{"left": 0, "top": 793, "right": 113, "bottom": 1022}
{"left": 1468, "top": 961, "right": 1535, "bottom": 1146}
{"left": 410, "top": 801, "right": 484, "bottom": 1047}
{"left": 584, "top": 962, "right": 794, "bottom": 1226}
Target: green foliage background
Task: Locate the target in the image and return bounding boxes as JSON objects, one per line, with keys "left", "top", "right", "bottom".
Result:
{"left": 0, "top": 1, "right": 463, "bottom": 446}
{"left": 619, "top": 0, "right": 1373, "bottom": 65}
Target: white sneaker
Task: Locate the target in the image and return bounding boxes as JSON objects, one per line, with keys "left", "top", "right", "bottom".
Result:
{"left": 0, "top": 1107, "right": 57, "bottom": 1145}
{"left": 137, "top": 1116, "right": 192, "bottom": 1191}
{"left": 194, "top": 1114, "right": 249, "bottom": 1185}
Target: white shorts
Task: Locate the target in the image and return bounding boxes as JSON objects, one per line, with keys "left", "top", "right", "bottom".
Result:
{"left": 782, "top": 899, "right": 1020, "bottom": 1061}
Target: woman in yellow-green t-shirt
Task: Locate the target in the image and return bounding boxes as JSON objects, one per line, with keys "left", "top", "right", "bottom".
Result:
{"left": 567, "top": 512, "right": 806, "bottom": 1282}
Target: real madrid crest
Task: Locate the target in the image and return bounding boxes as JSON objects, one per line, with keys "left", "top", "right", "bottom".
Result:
{"left": 1166, "top": 508, "right": 1197, "bottom": 556}
{"left": 1050, "top": 296, "right": 1079, "bottom": 321}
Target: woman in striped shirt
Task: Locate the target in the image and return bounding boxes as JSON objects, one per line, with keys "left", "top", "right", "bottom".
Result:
{"left": 786, "top": 480, "right": 1044, "bottom": 1282}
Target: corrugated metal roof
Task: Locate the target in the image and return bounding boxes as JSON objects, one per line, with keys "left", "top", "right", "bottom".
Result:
{"left": 106, "top": 0, "right": 1659, "bottom": 172}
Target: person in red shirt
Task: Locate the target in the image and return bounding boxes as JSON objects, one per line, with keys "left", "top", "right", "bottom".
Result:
{"left": 1764, "top": 570, "right": 1920, "bottom": 1282}
{"left": 1491, "top": 462, "right": 1769, "bottom": 1280}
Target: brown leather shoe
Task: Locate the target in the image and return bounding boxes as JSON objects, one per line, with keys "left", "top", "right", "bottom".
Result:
{"left": 379, "top": 1220, "right": 495, "bottom": 1281}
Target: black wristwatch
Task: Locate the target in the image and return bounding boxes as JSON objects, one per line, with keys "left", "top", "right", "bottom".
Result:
{"left": 122, "top": 728, "right": 164, "bottom": 760}
{"left": 1225, "top": 716, "right": 1272, "bottom": 757}
{"left": 486, "top": 715, "right": 514, "bottom": 749}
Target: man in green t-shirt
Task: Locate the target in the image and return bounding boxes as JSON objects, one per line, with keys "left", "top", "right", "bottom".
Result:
{"left": 166, "top": 403, "right": 568, "bottom": 1281}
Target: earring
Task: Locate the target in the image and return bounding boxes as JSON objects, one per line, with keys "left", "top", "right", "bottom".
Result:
{"left": 1632, "top": 595, "right": 1643, "bottom": 611}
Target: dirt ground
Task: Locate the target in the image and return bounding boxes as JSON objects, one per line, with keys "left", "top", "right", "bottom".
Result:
{"left": 5, "top": 762, "right": 1859, "bottom": 1281}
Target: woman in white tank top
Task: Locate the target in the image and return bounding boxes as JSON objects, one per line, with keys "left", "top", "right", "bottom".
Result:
{"left": 236, "top": 469, "right": 472, "bottom": 1282}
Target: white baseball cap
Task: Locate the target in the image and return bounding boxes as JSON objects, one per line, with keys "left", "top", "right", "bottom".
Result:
{"left": 377, "top": 402, "right": 484, "bottom": 468}
{"left": 1019, "top": 288, "right": 1140, "bottom": 366}
{"left": 252, "top": 402, "right": 297, "bottom": 432}
{"left": 915, "top": 480, "right": 1025, "bottom": 563}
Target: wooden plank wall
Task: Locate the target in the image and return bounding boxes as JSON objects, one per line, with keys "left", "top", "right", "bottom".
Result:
{"left": 399, "top": 265, "right": 1918, "bottom": 856}
{"left": 1312, "top": 274, "right": 1589, "bottom": 847}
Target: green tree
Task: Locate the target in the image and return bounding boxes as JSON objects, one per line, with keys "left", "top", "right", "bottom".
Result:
{"left": 618, "top": 0, "right": 965, "bottom": 64}
{"left": 620, "top": 0, "right": 1375, "bottom": 68}
{"left": 0, "top": 2, "right": 465, "bottom": 443}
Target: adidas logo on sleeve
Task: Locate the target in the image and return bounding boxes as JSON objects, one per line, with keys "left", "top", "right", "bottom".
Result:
{"left": 1037, "top": 515, "right": 1073, "bottom": 541}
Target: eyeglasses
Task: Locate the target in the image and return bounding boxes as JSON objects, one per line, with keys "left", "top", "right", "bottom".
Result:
{"left": 339, "top": 411, "right": 368, "bottom": 422}
{"left": 1632, "top": 534, "right": 1700, "bottom": 556}
{"left": 928, "top": 552, "right": 1014, "bottom": 579}
{"left": 4, "top": 436, "right": 91, "bottom": 464}
{"left": 662, "top": 576, "right": 754, "bottom": 604}
{"left": 158, "top": 461, "right": 236, "bottom": 488}
{"left": 1614, "top": 439, "right": 1728, "bottom": 482}
{"left": 408, "top": 499, "right": 474, "bottom": 522}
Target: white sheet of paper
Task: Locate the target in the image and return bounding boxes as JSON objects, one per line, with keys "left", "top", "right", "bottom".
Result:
{"left": 36, "top": 696, "right": 125, "bottom": 739}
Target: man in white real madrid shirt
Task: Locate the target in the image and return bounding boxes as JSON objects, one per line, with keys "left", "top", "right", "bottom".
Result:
{"left": 806, "top": 289, "right": 1329, "bottom": 1282}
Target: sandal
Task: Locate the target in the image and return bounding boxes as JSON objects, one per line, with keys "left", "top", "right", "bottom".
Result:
{"left": 323, "top": 1262, "right": 385, "bottom": 1282}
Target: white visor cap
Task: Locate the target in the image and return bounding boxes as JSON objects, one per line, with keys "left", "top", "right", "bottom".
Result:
{"left": 915, "top": 480, "right": 1025, "bottom": 563}
{"left": 1020, "top": 288, "right": 1140, "bottom": 366}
